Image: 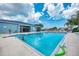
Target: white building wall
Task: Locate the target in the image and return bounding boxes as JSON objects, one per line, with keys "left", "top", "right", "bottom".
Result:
{"left": 0, "top": 23, "right": 20, "bottom": 34}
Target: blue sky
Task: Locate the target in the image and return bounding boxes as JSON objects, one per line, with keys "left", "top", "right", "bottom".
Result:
{"left": 0, "top": 3, "right": 79, "bottom": 29}
{"left": 33, "top": 3, "right": 71, "bottom": 28}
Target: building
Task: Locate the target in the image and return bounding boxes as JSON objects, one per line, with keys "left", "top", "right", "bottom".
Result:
{"left": 0, "top": 19, "right": 34, "bottom": 34}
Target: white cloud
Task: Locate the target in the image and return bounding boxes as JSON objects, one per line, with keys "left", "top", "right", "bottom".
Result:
{"left": 47, "top": 4, "right": 56, "bottom": 17}
{"left": 43, "top": 3, "right": 79, "bottom": 20}
{"left": 62, "top": 3, "right": 79, "bottom": 19}
{"left": 43, "top": 3, "right": 65, "bottom": 20}
{"left": 31, "top": 12, "right": 42, "bottom": 23}
{"left": 63, "top": 8, "right": 77, "bottom": 19}
{"left": 42, "top": 3, "right": 49, "bottom": 11}
{"left": 2, "top": 3, "right": 79, "bottom": 24}
{"left": 0, "top": 15, "right": 29, "bottom": 22}
{"left": 0, "top": 3, "right": 33, "bottom": 17}
{"left": 33, "top": 12, "right": 42, "bottom": 20}
{"left": 0, "top": 3, "right": 42, "bottom": 24}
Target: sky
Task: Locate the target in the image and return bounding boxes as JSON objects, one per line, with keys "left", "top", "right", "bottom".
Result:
{"left": 0, "top": 3, "right": 79, "bottom": 29}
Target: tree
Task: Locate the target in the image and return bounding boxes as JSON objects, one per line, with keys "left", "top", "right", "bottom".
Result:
{"left": 34, "top": 23, "right": 43, "bottom": 31}
{"left": 46, "top": 27, "right": 58, "bottom": 31}
{"left": 65, "top": 18, "right": 75, "bottom": 31}
{"left": 65, "top": 11, "right": 79, "bottom": 32}
{"left": 53, "top": 27, "right": 57, "bottom": 30}
{"left": 75, "top": 11, "right": 79, "bottom": 28}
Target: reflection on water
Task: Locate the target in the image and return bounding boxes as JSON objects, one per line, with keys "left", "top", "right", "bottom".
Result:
{"left": 16, "top": 32, "right": 66, "bottom": 56}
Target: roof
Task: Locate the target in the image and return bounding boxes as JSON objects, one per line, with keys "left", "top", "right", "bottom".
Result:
{"left": 0, "top": 19, "right": 32, "bottom": 26}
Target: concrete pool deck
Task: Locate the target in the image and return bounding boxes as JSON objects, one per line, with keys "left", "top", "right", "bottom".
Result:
{"left": 63, "top": 33, "right": 79, "bottom": 56}
{"left": 0, "top": 37, "right": 40, "bottom": 56}
{"left": 0, "top": 32, "right": 79, "bottom": 56}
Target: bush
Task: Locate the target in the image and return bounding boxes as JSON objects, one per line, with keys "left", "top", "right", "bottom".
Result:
{"left": 72, "top": 27, "right": 79, "bottom": 32}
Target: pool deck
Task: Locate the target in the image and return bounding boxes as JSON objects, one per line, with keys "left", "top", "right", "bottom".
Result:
{"left": 0, "top": 37, "right": 40, "bottom": 56}
{"left": 63, "top": 33, "right": 79, "bottom": 56}
{"left": 0, "top": 32, "right": 79, "bottom": 56}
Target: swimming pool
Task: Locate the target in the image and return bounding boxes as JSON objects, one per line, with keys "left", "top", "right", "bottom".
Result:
{"left": 16, "top": 32, "right": 66, "bottom": 56}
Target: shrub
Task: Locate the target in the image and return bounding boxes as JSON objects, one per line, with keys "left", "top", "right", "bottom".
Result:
{"left": 72, "top": 27, "right": 79, "bottom": 32}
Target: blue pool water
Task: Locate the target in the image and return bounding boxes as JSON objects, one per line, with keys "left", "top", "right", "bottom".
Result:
{"left": 16, "top": 32, "right": 66, "bottom": 56}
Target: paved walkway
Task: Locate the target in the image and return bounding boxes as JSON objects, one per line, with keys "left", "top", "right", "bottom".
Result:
{"left": 64, "top": 33, "right": 79, "bottom": 56}
{"left": 0, "top": 37, "right": 40, "bottom": 56}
